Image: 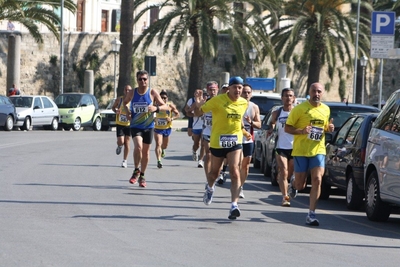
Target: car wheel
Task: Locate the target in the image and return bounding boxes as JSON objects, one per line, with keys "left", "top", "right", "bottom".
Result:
{"left": 93, "top": 117, "right": 102, "bottom": 131}
{"left": 264, "top": 152, "right": 271, "bottom": 177}
{"left": 73, "top": 118, "right": 81, "bottom": 131}
{"left": 365, "top": 170, "right": 391, "bottom": 222}
{"left": 101, "top": 125, "right": 110, "bottom": 131}
{"left": 346, "top": 172, "right": 364, "bottom": 210}
{"left": 319, "top": 175, "right": 331, "bottom": 200}
{"left": 270, "top": 156, "right": 278, "bottom": 186}
{"left": 49, "top": 117, "right": 58, "bottom": 131}
{"left": 22, "top": 117, "right": 31, "bottom": 131}
{"left": 5, "top": 115, "right": 13, "bottom": 131}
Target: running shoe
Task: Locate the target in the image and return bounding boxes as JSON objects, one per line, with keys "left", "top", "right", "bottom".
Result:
{"left": 239, "top": 186, "right": 245, "bottom": 199}
{"left": 282, "top": 195, "right": 290, "bottom": 207}
{"left": 228, "top": 205, "right": 241, "bottom": 220}
{"left": 192, "top": 150, "right": 198, "bottom": 161}
{"left": 121, "top": 160, "right": 127, "bottom": 168}
{"left": 161, "top": 149, "right": 166, "bottom": 158}
{"left": 157, "top": 161, "right": 163, "bottom": 169}
{"left": 203, "top": 184, "right": 214, "bottom": 205}
{"left": 129, "top": 169, "right": 140, "bottom": 184}
{"left": 216, "top": 172, "right": 224, "bottom": 185}
{"left": 116, "top": 145, "right": 123, "bottom": 155}
{"left": 198, "top": 160, "right": 204, "bottom": 168}
{"left": 288, "top": 175, "right": 298, "bottom": 199}
{"left": 139, "top": 176, "right": 147, "bottom": 188}
{"left": 306, "top": 212, "right": 319, "bottom": 226}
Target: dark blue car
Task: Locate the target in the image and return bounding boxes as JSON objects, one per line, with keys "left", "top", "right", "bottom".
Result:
{"left": 323, "top": 113, "right": 378, "bottom": 210}
{"left": 0, "top": 95, "right": 16, "bottom": 131}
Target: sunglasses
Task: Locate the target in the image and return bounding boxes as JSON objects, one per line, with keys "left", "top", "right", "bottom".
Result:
{"left": 138, "top": 78, "right": 147, "bottom": 81}
{"left": 161, "top": 97, "right": 167, "bottom": 99}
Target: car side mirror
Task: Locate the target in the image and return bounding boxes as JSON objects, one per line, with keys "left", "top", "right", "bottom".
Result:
{"left": 325, "top": 132, "right": 333, "bottom": 144}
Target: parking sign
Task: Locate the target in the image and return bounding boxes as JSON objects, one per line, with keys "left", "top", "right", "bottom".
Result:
{"left": 370, "top": 11, "right": 395, "bottom": 58}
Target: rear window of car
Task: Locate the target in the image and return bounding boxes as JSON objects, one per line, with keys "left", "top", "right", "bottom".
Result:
{"left": 329, "top": 106, "right": 379, "bottom": 130}
{"left": 250, "top": 96, "right": 282, "bottom": 115}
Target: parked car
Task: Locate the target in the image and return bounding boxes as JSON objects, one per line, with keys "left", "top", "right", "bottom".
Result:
{"left": 100, "top": 98, "right": 116, "bottom": 131}
{"left": 55, "top": 93, "right": 102, "bottom": 131}
{"left": 9, "top": 95, "right": 59, "bottom": 131}
{"left": 364, "top": 89, "right": 400, "bottom": 221}
{"left": 255, "top": 101, "right": 380, "bottom": 186}
{"left": 250, "top": 91, "right": 282, "bottom": 116}
{"left": 323, "top": 113, "right": 378, "bottom": 210}
{"left": 0, "top": 95, "right": 16, "bottom": 131}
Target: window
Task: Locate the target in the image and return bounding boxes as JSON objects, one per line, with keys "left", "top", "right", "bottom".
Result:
{"left": 335, "top": 117, "right": 356, "bottom": 146}
{"left": 34, "top": 97, "right": 43, "bottom": 109}
{"left": 374, "top": 92, "right": 400, "bottom": 131}
{"left": 150, "top": 6, "right": 159, "bottom": 25}
{"left": 346, "top": 117, "right": 364, "bottom": 144}
{"left": 41, "top": 97, "right": 54, "bottom": 109}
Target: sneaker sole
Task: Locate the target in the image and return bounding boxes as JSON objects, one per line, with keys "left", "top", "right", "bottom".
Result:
{"left": 228, "top": 208, "right": 240, "bottom": 220}
{"left": 306, "top": 220, "right": 320, "bottom": 226}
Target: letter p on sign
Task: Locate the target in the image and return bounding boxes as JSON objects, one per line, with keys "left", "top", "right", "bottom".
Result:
{"left": 371, "top": 11, "right": 395, "bottom": 35}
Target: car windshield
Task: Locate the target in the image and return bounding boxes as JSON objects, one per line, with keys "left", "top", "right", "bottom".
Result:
{"left": 55, "top": 95, "right": 81, "bottom": 108}
{"left": 106, "top": 99, "right": 116, "bottom": 109}
{"left": 10, "top": 97, "right": 32, "bottom": 108}
{"left": 250, "top": 96, "right": 282, "bottom": 115}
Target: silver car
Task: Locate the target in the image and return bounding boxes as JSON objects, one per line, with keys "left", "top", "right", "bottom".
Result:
{"left": 10, "top": 95, "right": 59, "bottom": 131}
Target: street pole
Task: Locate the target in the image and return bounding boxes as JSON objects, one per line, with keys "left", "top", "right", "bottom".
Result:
{"left": 113, "top": 52, "right": 117, "bottom": 98}
{"left": 60, "top": 0, "right": 64, "bottom": 94}
{"left": 352, "top": 0, "right": 362, "bottom": 103}
{"left": 361, "top": 66, "right": 365, "bottom": 105}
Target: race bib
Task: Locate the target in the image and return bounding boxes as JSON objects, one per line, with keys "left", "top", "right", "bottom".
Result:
{"left": 119, "top": 114, "right": 128, "bottom": 122}
{"left": 132, "top": 102, "right": 149, "bottom": 113}
{"left": 156, "top": 118, "right": 168, "bottom": 126}
{"left": 219, "top": 135, "right": 238, "bottom": 148}
{"left": 307, "top": 126, "right": 323, "bottom": 141}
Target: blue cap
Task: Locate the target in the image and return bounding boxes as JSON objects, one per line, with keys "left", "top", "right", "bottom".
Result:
{"left": 229, "top": 76, "right": 244, "bottom": 86}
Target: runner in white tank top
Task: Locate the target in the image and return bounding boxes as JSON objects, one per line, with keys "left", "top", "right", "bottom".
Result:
{"left": 268, "top": 88, "right": 295, "bottom": 206}
{"left": 239, "top": 84, "right": 261, "bottom": 198}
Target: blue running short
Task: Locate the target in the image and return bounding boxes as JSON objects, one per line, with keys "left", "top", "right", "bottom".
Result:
{"left": 242, "top": 142, "right": 254, "bottom": 157}
{"left": 294, "top": 154, "right": 325, "bottom": 172}
{"left": 154, "top": 128, "right": 172, "bottom": 137}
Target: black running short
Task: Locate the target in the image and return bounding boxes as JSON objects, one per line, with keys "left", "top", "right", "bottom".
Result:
{"left": 130, "top": 127, "right": 154, "bottom": 144}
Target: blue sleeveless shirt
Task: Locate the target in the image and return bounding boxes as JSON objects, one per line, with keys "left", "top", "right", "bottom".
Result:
{"left": 129, "top": 88, "right": 154, "bottom": 129}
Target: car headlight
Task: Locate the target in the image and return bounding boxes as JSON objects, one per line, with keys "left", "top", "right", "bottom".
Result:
{"left": 68, "top": 109, "right": 75, "bottom": 114}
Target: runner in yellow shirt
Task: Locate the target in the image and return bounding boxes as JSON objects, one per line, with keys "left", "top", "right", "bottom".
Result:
{"left": 194, "top": 76, "right": 250, "bottom": 220}
{"left": 154, "top": 90, "right": 180, "bottom": 168}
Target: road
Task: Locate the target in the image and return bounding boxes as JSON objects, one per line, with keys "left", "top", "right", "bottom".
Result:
{"left": 1, "top": 130, "right": 400, "bottom": 266}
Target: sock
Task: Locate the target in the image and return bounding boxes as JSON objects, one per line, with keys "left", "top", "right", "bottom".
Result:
{"left": 134, "top": 168, "right": 139, "bottom": 172}
{"left": 140, "top": 172, "right": 145, "bottom": 177}
{"left": 309, "top": 210, "right": 315, "bottom": 215}
{"left": 231, "top": 202, "right": 238, "bottom": 208}
{"left": 207, "top": 184, "right": 214, "bottom": 191}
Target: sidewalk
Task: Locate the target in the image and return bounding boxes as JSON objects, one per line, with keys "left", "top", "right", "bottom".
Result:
{"left": 172, "top": 119, "right": 188, "bottom": 131}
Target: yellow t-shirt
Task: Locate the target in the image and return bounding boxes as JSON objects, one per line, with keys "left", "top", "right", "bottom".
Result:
{"left": 286, "top": 101, "right": 330, "bottom": 157}
{"left": 116, "top": 96, "right": 130, "bottom": 127}
{"left": 201, "top": 94, "right": 248, "bottom": 149}
{"left": 155, "top": 103, "right": 172, "bottom": 129}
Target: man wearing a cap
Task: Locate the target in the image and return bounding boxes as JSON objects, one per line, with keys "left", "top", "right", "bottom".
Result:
{"left": 194, "top": 76, "right": 249, "bottom": 220}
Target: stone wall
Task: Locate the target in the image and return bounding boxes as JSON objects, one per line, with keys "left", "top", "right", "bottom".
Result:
{"left": 3, "top": 31, "right": 394, "bottom": 110}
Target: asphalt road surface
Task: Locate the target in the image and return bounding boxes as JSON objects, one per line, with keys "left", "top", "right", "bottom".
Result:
{"left": 1, "top": 130, "right": 400, "bottom": 267}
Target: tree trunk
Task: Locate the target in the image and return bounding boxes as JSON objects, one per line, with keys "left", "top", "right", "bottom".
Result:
{"left": 186, "top": 34, "right": 204, "bottom": 102}
{"left": 307, "top": 34, "right": 324, "bottom": 90}
{"left": 118, "top": 0, "right": 134, "bottom": 96}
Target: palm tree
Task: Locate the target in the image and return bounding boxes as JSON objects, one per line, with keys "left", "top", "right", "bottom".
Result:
{"left": 129, "top": 0, "right": 281, "bottom": 101}
{"left": 269, "top": 0, "right": 373, "bottom": 92}
{"left": 0, "top": 0, "right": 76, "bottom": 43}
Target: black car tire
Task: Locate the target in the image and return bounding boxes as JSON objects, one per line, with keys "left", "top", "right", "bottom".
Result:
{"left": 63, "top": 126, "right": 72, "bottom": 131}
{"left": 319, "top": 175, "right": 331, "bottom": 200}
{"left": 270, "top": 156, "right": 279, "bottom": 186}
{"left": 5, "top": 115, "right": 13, "bottom": 131}
{"left": 49, "top": 117, "right": 58, "bottom": 131}
{"left": 73, "top": 117, "right": 81, "bottom": 131}
{"left": 101, "top": 125, "right": 110, "bottom": 131}
{"left": 93, "top": 117, "right": 102, "bottom": 131}
{"left": 346, "top": 172, "right": 364, "bottom": 210}
{"left": 365, "top": 170, "right": 391, "bottom": 222}
{"left": 22, "top": 117, "right": 31, "bottom": 131}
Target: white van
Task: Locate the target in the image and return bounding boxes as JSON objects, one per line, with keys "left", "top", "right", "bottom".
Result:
{"left": 364, "top": 89, "right": 400, "bottom": 221}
